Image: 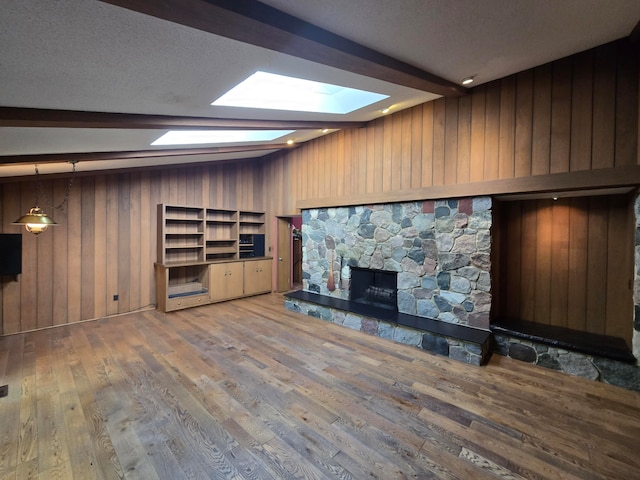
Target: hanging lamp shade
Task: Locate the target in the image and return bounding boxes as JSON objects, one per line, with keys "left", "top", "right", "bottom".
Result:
{"left": 12, "top": 206, "right": 57, "bottom": 236}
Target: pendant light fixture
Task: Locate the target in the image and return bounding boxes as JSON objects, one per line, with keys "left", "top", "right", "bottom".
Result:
{"left": 12, "top": 161, "right": 77, "bottom": 236}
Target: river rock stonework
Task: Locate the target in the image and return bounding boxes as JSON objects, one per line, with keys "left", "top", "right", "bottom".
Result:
{"left": 301, "top": 198, "right": 492, "bottom": 328}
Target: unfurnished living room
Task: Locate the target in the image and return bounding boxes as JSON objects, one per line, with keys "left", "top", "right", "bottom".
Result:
{"left": 1, "top": 1, "right": 640, "bottom": 479}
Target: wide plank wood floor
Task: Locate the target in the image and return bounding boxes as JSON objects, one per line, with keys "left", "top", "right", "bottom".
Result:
{"left": 1, "top": 293, "right": 639, "bottom": 479}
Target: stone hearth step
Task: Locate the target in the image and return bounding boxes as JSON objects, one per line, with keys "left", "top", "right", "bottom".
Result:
{"left": 491, "top": 317, "right": 636, "bottom": 363}
{"left": 285, "top": 290, "right": 492, "bottom": 366}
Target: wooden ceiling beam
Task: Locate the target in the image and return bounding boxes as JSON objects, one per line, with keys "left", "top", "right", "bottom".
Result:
{"left": 0, "top": 107, "right": 365, "bottom": 130}
{"left": 0, "top": 144, "right": 295, "bottom": 165}
{"left": 98, "top": 0, "right": 467, "bottom": 97}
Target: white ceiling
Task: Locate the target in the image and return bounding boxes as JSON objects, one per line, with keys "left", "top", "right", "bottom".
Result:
{"left": 1, "top": 0, "right": 639, "bottom": 177}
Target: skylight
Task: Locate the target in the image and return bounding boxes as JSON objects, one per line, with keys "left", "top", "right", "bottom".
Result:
{"left": 211, "top": 71, "right": 389, "bottom": 114}
{"left": 151, "top": 130, "right": 294, "bottom": 146}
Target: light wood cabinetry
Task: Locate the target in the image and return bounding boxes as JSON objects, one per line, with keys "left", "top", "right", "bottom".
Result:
{"left": 209, "top": 262, "right": 244, "bottom": 302}
{"left": 156, "top": 204, "right": 271, "bottom": 312}
{"left": 244, "top": 259, "right": 272, "bottom": 296}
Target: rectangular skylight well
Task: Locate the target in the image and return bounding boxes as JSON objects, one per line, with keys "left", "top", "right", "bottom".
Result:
{"left": 211, "top": 71, "right": 389, "bottom": 114}
{"left": 151, "top": 129, "right": 294, "bottom": 146}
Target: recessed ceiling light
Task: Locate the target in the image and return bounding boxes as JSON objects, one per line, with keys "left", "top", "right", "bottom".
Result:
{"left": 381, "top": 107, "right": 391, "bottom": 114}
{"left": 321, "top": 128, "right": 329, "bottom": 133}
{"left": 151, "top": 129, "right": 294, "bottom": 146}
{"left": 461, "top": 76, "right": 475, "bottom": 85}
{"left": 212, "top": 71, "right": 389, "bottom": 114}
{"left": 287, "top": 139, "right": 294, "bottom": 145}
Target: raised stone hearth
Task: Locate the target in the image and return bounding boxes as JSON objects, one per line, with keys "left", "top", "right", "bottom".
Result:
{"left": 296, "top": 198, "right": 493, "bottom": 366}
{"left": 285, "top": 290, "right": 492, "bottom": 366}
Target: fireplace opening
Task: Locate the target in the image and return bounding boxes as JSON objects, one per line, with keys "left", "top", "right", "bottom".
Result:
{"left": 350, "top": 267, "right": 397, "bottom": 311}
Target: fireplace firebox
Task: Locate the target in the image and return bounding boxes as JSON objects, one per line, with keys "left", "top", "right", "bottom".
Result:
{"left": 350, "top": 267, "right": 397, "bottom": 311}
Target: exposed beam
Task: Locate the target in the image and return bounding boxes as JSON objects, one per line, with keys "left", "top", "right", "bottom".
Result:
{"left": 98, "top": 0, "right": 467, "bottom": 97}
{"left": 0, "top": 144, "right": 295, "bottom": 165}
{"left": 0, "top": 107, "right": 366, "bottom": 130}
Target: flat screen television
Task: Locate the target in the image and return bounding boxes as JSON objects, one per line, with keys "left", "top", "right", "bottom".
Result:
{"left": 0, "top": 233, "right": 22, "bottom": 276}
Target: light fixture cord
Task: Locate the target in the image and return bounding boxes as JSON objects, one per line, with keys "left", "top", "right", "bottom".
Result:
{"left": 34, "top": 161, "right": 76, "bottom": 211}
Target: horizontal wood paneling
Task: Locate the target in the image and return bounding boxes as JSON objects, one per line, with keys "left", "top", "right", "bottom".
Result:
{"left": 0, "top": 161, "right": 266, "bottom": 335}
{"left": 494, "top": 194, "right": 634, "bottom": 345}
{"left": 263, "top": 39, "right": 637, "bottom": 215}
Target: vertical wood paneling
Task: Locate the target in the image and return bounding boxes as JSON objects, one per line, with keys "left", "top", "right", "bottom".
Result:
{"left": 498, "top": 76, "right": 516, "bottom": 179}
{"left": 592, "top": 43, "right": 616, "bottom": 169}
{"left": 550, "top": 201, "right": 569, "bottom": 327}
{"left": 567, "top": 198, "right": 588, "bottom": 331}
{"left": 615, "top": 40, "right": 639, "bottom": 167}
{"left": 52, "top": 179, "right": 69, "bottom": 326}
{"left": 585, "top": 198, "right": 608, "bottom": 334}
{"left": 391, "top": 115, "right": 402, "bottom": 191}
{"left": 93, "top": 175, "right": 107, "bottom": 318}
{"left": 483, "top": 81, "right": 501, "bottom": 180}
{"left": 339, "top": 130, "right": 348, "bottom": 197}
{"left": 550, "top": 57, "right": 572, "bottom": 173}
{"left": 444, "top": 98, "right": 459, "bottom": 185}
{"left": 106, "top": 175, "right": 119, "bottom": 317}
{"left": 129, "top": 173, "right": 141, "bottom": 311}
{"left": 410, "top": 105, "right": 423, "bottom": 189}
{"left": 36, "top": 182, "right": 54, "bottom": 329}
{"left": 365, "top": 126, "right": 375, "bottom": 193}
{"left": 356, "top": 128, "right": 366, "bottom": 194}
{"left": 67, "top": 176, "right": 82, "bottom": 324}
{"left": 457, "top": 95, "right": 471, "bottom": 184}
{"left": 533, "top": 200, "right": 552, "bottom": 323}
{"left": 519, "top": 201, "right": 537, "bottom": 321}
{"left": 531, "top": 64, "right": 552, "bottom": 175}
{"left": 496, "top": 194, "right": 633, "bottom": 345}
{"left": 401, "top": 109, "right": 412, "bottom": 190}
{"left": 469, "top": 86, "right": 486, "bottom": 182}
{"left": 421, "top": 102, "right": 434, "bottom": 187}
{"left": 80, "top": 177, "right": 95, "bottom": 321}
{"left": 20, "top": 186, "right": 37, "bottom": 331}
{"left": 570, "top": 50, "right": 594, "bottom": 171}
{"left": 382, "top": 115, "right": 393, "bottom": 192}
{"left": 117, "top": 175, "right": 131, "bottom": 313}
{"left": 504, "top": 202, "right": 522, "bottom": 319}
{"left": 515, "top": 71, "right": 533, "bottom": 178}
{"left": 432, "top": 98, "right": 446, "bottom": 185}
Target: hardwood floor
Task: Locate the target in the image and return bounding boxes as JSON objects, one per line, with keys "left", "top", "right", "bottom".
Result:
{"left": 1, "top": 294, "right": 639, "bottom": 479}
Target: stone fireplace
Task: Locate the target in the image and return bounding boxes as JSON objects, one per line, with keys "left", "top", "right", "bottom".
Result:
{"left": 286, "top": 198, "right": 494, "bottom": 366}
{"left": 301, "top": 198, "right": 492, "bottom": 327}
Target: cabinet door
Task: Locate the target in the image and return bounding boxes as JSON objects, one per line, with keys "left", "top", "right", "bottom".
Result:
{"left": 209, "top": 262, "right": 244, "bottom": 302}
{"left": 244, "top": 259, "right": 272, "bottom": 296}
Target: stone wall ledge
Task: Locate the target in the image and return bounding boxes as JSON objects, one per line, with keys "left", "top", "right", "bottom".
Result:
{"left": 491, "top": 317, "right": 636, "bottom": 363}
{"left": 285, "top": 290, "right": 492, "bottom": 365}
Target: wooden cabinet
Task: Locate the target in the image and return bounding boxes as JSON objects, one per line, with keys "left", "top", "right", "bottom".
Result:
{"left": 209, "top": 262, "right": 244, "bottom": 302}
{"left": 156, "top": 204, "right": 271, "bottom": 312}
{"left": 243, "top": 259, "right": 272, "bottom": 296}
{"left": 155, "top": 263, "right": 209, "bottom": 312}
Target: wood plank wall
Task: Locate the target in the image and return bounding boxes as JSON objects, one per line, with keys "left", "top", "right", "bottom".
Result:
{"left": 263, "top": 39, "right": 638, "bottom": 215}
{"left": 0, "top": 161, "right": 265, "bottom": 335}
{"left": 492, "top": 194, "right": 635, "bottom": 345}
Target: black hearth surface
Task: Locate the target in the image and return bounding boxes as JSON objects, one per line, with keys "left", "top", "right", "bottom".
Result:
{"left": 285, "top": 290, "right": 491, "bottom": 346}
{"left": 491, "top": 317, "right": 636, "bottom": 363}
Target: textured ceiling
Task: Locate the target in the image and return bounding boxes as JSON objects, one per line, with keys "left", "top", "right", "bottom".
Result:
{"left": 0, "top": 0, "right": 638, "bottom": 177}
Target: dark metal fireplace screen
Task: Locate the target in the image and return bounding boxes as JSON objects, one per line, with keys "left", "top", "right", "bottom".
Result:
{"left": 350, "top": 267, "right": 397, "bottom": 310}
